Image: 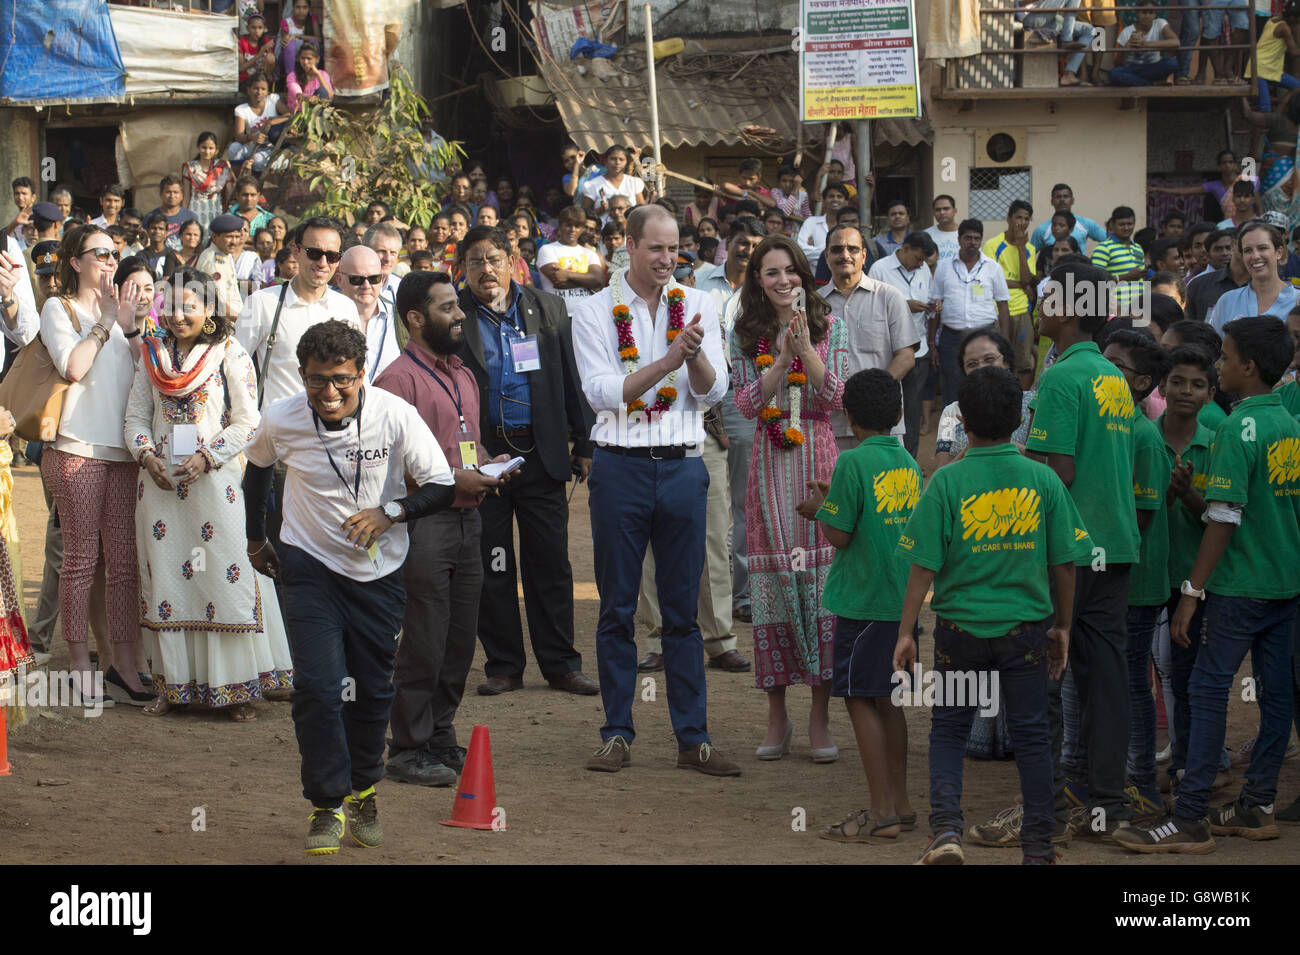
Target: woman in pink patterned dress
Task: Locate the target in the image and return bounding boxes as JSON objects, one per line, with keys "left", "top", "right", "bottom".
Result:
{"left": 731, "top": 234, "right": 848, "bottom": 764}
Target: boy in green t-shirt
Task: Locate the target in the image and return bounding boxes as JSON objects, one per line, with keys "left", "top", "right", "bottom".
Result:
{"left": 1117, "top": 316, "right": 1300, "bottom": 854}
{"left": 975, "top": 259, "right": 1139, "bottom": 845}
{"left": 803, "top": 369, "right": 921, "bottom": 843}
{"left": 1155, "top": 345, "right": 1219, "bottom": 794}
{"left": 1101, "top": 329, "right": 1171, "bottom": 821}
{"left": 894, "top": 366, "right": 1092, "bottom": 865}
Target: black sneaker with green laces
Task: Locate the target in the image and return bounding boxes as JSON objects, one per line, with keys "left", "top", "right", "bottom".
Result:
{"left": 345, "top": 786, "right": 383, "bottom": 848}
{"left": 305, "top": 808, "right": 345, "bottom": 856}
{"left": 1208, "top": 799, "right": 1279, "bottom": 841}
{"left": 1111, "top": 815, "right": 1215, "bottom": 854}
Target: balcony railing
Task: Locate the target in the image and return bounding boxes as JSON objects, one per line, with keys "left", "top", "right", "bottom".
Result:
{"left": 939, "top": 4, "right": 1258, "bottom": 99}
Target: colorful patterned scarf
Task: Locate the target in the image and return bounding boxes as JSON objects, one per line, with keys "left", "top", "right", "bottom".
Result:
{"left": 141, "top": 337, "right": 225, "bottom": 399}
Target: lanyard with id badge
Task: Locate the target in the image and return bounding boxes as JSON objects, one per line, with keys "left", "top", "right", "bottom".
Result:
{"left": 311, "top": 392, "right": 384, "bottom": 571}
{"left": 407, "top": 351, "right": 478, "bottom": 469}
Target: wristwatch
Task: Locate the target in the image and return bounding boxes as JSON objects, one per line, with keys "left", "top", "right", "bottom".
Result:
{"left": 1180, "top": 579, "right": 1206, "bottom": 601}
{"left": 381, "top": 501, "right": 405, "bottom": 524}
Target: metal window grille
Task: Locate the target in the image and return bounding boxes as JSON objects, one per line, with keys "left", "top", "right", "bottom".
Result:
{"left": 968, "top": 167, "right": 1032, "bottom": 221}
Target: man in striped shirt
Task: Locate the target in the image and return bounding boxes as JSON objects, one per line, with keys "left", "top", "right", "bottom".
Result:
{"left": 1090, "top": 205, "right": 1146, "bottom": 315}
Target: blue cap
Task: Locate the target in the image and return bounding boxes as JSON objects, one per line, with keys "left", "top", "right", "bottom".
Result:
{"left": 32, "top": 201, "right": 61, "bottom": 222}
{"left": 210, "top": 214, "right": 245, "bottom": 234}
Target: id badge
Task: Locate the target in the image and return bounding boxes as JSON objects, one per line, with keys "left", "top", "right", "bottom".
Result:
{"left": 459, "top": 439, "right": 479, "bottom": 469}
{"left": 511, "top": 335, "right": 540, "bottom": 373}
{"left": 172, "top": 424, "right": 200, "bottom": 463}
{"left": 971, "top": 281, "right": 986, "bottom": 299}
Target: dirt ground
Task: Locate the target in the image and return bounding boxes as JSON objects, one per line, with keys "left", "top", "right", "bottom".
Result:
{"left": 2, "top": 431, "right": 1296, "bottom": 867}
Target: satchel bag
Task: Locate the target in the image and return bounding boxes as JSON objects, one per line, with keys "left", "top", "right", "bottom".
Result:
{"left": 0, "top": 297, "right": 81, "bottom": 442}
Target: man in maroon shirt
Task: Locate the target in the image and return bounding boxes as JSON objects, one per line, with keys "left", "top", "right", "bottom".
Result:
{"left": 375, "top": 270, "right": 513, "bottom": 785}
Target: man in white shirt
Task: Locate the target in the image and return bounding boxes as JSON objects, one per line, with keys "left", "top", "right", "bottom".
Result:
{"left": 819, "top": 222, "right": 918, "bottom": 454}
{"left": 238, "top": 216, "right": 359, "bottom": 549}
{"left": 924, "top": 194, "right": 961, "bottom": 263}
{"left": 868, "top": 231, "right": 937, "bottom": 456}
{"left": 693, "top": 218, "right": 764, "bottom": 623}
{"left": 336, "top": 245, "right": 399, "bottom": 383}
{"left": 244, "top": 319, "right": 456, "bottom": 855}
{"left": 364, "top": 222, "right": 403, "bottom": 304}
{"left": 797, "top": 182, "right": 850, "bottom": 264}
{"left": 928, "top": 218, "right": 1012, "bottom": 407}
{"left": 537, "top": 205, "right": 606, "bottom": 299}
{"left": 570, "top": 204, "right": 741, "bottom": 778}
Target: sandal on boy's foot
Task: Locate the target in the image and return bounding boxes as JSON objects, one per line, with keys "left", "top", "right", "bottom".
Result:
{"left": 916, "top": 829, "right": 964, "bottom": 865}
{"left": 305, "top": 808, "right": 345, "bottom": 856}
{"left": 900, "top": 811, "right": 917, "bottom": 831}
{"left": 820, "top": 810, "right": 901, "bottom": 842}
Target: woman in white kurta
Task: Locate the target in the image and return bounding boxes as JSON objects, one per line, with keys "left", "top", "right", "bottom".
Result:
{"left": 124, "top": 267, "right": 292, "bottom": 721}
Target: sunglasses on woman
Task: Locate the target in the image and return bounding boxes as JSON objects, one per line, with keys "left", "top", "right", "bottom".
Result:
{"left": 82, "top": 247, "right": 120, "bottom": 263}
{"left": 301, "top": 247, "right": 343, "bottom": 264}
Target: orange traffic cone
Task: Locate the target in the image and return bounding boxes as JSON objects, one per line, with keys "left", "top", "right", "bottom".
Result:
{"left": 440, "top": 724, "right": 502, "bottom": 830}
{"left": 0, "top": 707, "right": 11, "bottom": 776}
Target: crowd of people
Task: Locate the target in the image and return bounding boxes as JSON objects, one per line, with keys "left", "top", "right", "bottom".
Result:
{"left": 0, "top": 109, "right": 1298, "bottom": 863}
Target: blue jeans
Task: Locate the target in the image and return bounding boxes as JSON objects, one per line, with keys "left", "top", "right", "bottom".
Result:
{"left": 1064, "top": 22, "right": 1097, "bottom": 75}
{"left": 1126, "top": 604, "right": 1163, "bottom": 793}
{"left": 1109, "top": 57, "right": 1177, "bottom": 87}
{"left": 1258, "top": 74, "right": 1300, "bottom": 113}
{"left": 279, "top": 543, "right": 406, "bottom": 806}
{"left": 588, "top": 447, "right": 710, "bottom": 749}
{"left": 1173, "top": 0, "right": 1202, "bottom": 77}
{"left": 929, "top": 618, "right": 1056, "bottom": 860}
{"left": 1174, "top": 594, "right": 1299, "bottom": 821}
{"left": 226, "top": 139, "right": 273, "bottom": 174}
{"left": 1201, "top": 0, "right": 1249, "bottom": 40}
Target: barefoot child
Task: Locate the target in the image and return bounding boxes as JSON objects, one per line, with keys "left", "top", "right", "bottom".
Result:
{"left": 894, "top": 366, "right": 1091, "bottom": 865}
{"left": 804, "top": 369, "right": 920, "bottom": 841}
{"left": 1116, "top": 316, "right": 1300, "bottom": 854}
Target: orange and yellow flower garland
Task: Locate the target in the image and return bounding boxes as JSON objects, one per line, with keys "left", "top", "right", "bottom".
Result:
{"left": 613, "top": 274, "right": 686, "bottom": 418}
{"left": 756, "top": 337, "right": 805, "bottom": 449}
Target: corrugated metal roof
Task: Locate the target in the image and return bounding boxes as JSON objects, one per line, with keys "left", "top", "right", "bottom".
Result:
{"left": 536, "top": 47, "right": 801, "bottom": 155}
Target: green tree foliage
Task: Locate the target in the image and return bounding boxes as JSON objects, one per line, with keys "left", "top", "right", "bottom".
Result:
{"left": 275, "top": 66, "right": 464, "bottom": 226}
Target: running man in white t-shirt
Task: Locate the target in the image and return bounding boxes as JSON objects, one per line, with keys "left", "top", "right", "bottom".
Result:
{"left": 244, "top": 319, "right": 455, "bottom": 856}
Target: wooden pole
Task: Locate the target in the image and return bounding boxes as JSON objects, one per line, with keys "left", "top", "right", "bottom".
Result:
{"left": 644, "top": 3, "right": 666, "bottom": 197}
{"left": 813, "top": 124, "right": 838, "bottom": 216}
{"left": 856, "top": 119, "right": 871, "bottom": 227}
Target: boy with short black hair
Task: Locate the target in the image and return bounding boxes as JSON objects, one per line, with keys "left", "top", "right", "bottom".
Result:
{"left": 1154, "top": 344, "right": 1218, "bottom": 795}
{"left": 804, "top": 369, "right": 920, "bottom": 842}
{"left": 1116, "top": 316, "right": 1300, "bottom": 853}
{"left": 722, "top": 158, "right": 775, "bottom": 209}
{"left": 971, "top": 260, "right": 1140, "bottom": 847}
{"left": 1101, "top": 328, "right": 1171, "bottom": 822}
{"left": 90, "top": 184, "right": 123, "bottom": 228}
{"left": 895, "top": 366, "right": 1091, "bottom": 865}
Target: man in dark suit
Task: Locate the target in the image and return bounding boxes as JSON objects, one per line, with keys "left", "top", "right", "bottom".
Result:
{"left": 452, "top": 225, "right": 599, "bottom": 696}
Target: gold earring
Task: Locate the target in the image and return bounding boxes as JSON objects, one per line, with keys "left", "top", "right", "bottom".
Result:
{"left": 202, "top": 317, "right": 217, "bottom": 335}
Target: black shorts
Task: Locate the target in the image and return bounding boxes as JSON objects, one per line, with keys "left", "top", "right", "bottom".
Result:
{"left": 831, "top": 616, "right": 901, "bottom": 699}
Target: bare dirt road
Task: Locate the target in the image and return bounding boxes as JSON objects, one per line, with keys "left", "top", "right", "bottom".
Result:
{"left": 2, "top": 440, "right": 1294, "bottom": 866}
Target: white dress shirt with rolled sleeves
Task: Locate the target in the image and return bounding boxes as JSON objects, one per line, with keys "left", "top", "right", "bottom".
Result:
{"left": 570, "top": 278, "right": 728, "bottom": 450}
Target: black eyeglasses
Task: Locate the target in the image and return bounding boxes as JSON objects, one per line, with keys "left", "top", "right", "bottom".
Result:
{"left": 828, "top": 245, "right": 863, "bottom": 255}
{"left": 304, "top": 373, "right": 363, "bottom": 390}
{"left": 346, "top": 273, "right": 383, "bottom": 286}
{"left": 301, "top": 247, "right": 343, "bottom": 264}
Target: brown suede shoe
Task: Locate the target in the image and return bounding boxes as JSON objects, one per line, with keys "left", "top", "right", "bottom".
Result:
{"left": 708, "top": 649, "right": 752, "bottom": 672}
{"left": 477, "top": 675, "right": 524, "bottom": 696}
{"left": 637, "top": 652, "right": 664, "bottom": 672}
{"left": 548, "top": 670, "right": 599, "bottom": 695}
{"left": 585, "top": 736, "right": 631, "bottom": 772}
{"left": 677, "top": 742, "right": 741, "bottom": 777}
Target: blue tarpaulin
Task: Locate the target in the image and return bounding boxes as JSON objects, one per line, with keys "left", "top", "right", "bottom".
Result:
{"left": 0, "top": 0, "right": 125, "bottom": 104}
